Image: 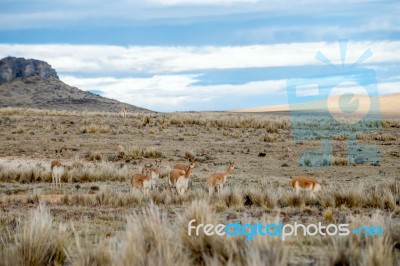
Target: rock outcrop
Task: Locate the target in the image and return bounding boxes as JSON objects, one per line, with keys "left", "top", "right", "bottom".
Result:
{"left": 0, "top": 56, "right": 151, "bottom": 113}
{"left": 0, "top": 56, "right": 58, "bottom": 84}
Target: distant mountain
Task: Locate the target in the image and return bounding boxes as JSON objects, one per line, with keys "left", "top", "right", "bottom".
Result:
{"left": 0, "top": 56, "right": 151, "bottom": 113}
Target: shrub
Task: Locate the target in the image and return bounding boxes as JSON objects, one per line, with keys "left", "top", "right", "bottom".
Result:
{"left": 143, "top": 148, "right": 164, "bottom": 159}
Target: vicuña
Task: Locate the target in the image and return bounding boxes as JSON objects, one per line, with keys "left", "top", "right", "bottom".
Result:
{"left": 207, "top": 161, "right": 235, "bottom": 196}
{"left": 51, "top": 159, "right": 64, "bottom": 187}
{"left": 132, "top": 165, "right": 153, "bottom": 196}
{"left": 290, "top": 176, "right": 321, "bottom": 197}
{"left": 169, "top": 160, "right": 196, "bottom": 195}
{"left": 120, "top": 107, "right": 127, "bottom": 118}
{"left": 141, "top": 160, "right": 161, "bottom": 190}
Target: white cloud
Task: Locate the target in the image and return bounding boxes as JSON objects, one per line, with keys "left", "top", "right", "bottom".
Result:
{"left": 1, "top": 41, "right": 400, "bottom": 74}
{"left": 60, "top": 74, "right": 286, "bottom": 111}
{"left": 2, "top": 41, "right": 398, "bottom": 111}
{"left": 377, "top": 81, "right": 400, "bottom": 95}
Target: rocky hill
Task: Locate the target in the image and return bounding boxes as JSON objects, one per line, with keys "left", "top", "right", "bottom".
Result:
{"left": 0, "top": 56, "right": 151, "bottom": 113}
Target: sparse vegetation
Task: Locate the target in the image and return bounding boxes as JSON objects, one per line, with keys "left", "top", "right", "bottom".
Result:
{"left": 332, "top": 134, "right": 348, "bottom": 141}
{"left": 143, "top": 148, "right": 164, "bottom": 158}
{"left": 0, "top": 204, "right": 68, "bottom": 266}
{"left": 0, "top": 108, "right": 399, "bottom": 264}
{"left": 263, "top": 133, "right": 277, "bottom": 142}
{"left": 333, "top": 157, "right": 348, "bottom": 166}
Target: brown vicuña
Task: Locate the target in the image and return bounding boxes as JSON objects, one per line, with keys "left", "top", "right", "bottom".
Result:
{"left": 207, "top": 162, "right": 234, "bottom": 196}
{"left": 131, "top": 165, "right": 152, "bottom": 196}
{"left": 51, "top": 159, "right": 64, "bottom": 187}
{"left": 169, "top": 160, "right": 196, "bottom": 195}
{"left": 141, "top": 160, "right": 162, "bottom": 190}
{"left": 290, "top": 176, "right": 321, "bottom": 197}
{"left": 120, "top": 106, "right": 127, "bottom": 118}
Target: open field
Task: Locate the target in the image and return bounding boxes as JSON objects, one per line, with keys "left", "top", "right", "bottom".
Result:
{"left": 0, "top": 107, "right": 400, "bottom": 265}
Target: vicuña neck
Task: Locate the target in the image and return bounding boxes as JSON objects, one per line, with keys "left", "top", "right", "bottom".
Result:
{"left": 225, "top": 166, "right": 232, "bottom": 176}
{"left": 185, "top": 167, "right": 192, "bottom": 178}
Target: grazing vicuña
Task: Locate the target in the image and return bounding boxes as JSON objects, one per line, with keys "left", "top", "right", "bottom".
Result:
{"left": 290, "top": 176, "right": 321, "bottom": 197}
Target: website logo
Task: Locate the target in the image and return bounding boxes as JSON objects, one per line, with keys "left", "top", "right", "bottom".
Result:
{"left": 188, "top": 219, "right": 383, "bottom": 241}
{"left": 286, "top": 40, "right": 381, "bottom": 167}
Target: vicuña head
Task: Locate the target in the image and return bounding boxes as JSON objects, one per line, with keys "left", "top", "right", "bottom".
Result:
{"left": 207, "top": 161, "right": 235, "bottom": 196}
{"left": 290, "top": 176, "right": 321, "bottom": 198}
{"left": 169, "top": 159, "right": 196, "bottom": 195}
{"left": 173, "top": 158, "right": 195, "bottom": 172}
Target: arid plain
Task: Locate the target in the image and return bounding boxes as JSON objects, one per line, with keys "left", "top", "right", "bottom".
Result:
{"left": 0, "top": 107, "right": 399, "bottom": 265}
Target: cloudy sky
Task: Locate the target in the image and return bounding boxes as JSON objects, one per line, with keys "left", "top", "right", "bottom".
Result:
{"left": 0, "top": 0, "right": 399, "bottom": 111}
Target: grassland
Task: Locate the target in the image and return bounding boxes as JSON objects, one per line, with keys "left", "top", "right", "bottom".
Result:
{"left": 0, "top": 107, "right": 399, "bottom": 265}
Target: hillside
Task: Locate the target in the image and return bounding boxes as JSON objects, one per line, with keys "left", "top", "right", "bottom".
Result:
{"left": 0, "top": 56, "right": 151, "bottom": 113}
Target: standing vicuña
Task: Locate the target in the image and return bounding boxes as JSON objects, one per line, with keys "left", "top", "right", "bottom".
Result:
{"left": 51, "top": 159, "right": 64, "bottom": 187}
{"left": 169, "top": 160, "right": 196, "bottom": 195}
{"left": 290, "top": 176, "right": 321, "bottom": 198}
{"left": 142, "top": 160, "right": 161, "bottom": 190}
{"left": 120, "top": 107, "right": 127, "bottom": 118}
{"left": 132, "top": 165, "right": 152, "bottom": 196}
{"left": 207, "top": 162, "right": 235, "bottom": 196}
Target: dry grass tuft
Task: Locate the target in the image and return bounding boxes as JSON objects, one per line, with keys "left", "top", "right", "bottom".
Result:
{"left": 73, "top": 227, "right": 112, "bottom": 266}
{"left": 124, "top": 147, "right": 143, "bottom": 160}
{"left": 333, "top": 189, "right": 365, "bottom": 208}
{"left": 333, "top": 157, "right": 348, "bottom": 166}
{"left": 85, "top": 151, "right": 102, "bottom": 162}
{"left": 324, "top": 207, "right": 333, "bottom": 223}
{"left": 328, "top": 212, "right": 397, "bottom": 266}
{"left": 0, "top": 204, "right": 68, "bottom": 266}
{"left": 143, "top": 148, "right": 164, "bottom": 159}
{"left": 263, "top": 133, "right": 277, "bottom": 143}
{"left": 332, "top": 134, "right": 348, "bottom": 141}
{"left": 372, "top": 133, "right": 396, "bottom": 141}
{"left": 116, "top": 204, "right": 186, "bottom": 265}
{"left": 185, "top": 150, "right": 195, "bottom": 159}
